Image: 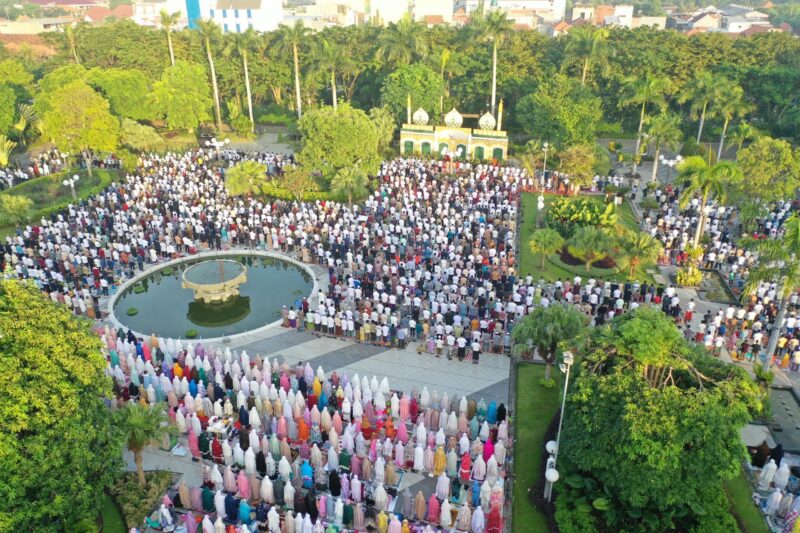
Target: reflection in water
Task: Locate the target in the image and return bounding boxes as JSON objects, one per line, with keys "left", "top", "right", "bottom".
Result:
{"left": 187, "top": 296, "right": 251, "bottom": 327}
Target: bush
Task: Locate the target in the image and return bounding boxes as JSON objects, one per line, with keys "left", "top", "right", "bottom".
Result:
{"left": 126, "top": 307, "right": 138, "bottom": 316}
{"left": 185, "top": 329, "right": 198, "bottom": 338}
{"left": 546, "top": 196, "right": 618, "bottom": 237}
{"left": 108, "top": 471, "right": 173, "bottom": 529}
{"left": 676, "top": 266, "right": 702, "bottom": 287}
{"left": 260, "top": 181, "right": 336, "bottom": 202}
{"left": 257, "top": 104, "right": 295, "bottom": 126}
{"left": 539, "top": 378, "right": 556, "bottom": 389}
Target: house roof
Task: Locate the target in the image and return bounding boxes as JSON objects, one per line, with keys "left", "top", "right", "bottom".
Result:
{"left": 423, "top": 15, "right": 444, "bottom": 25}
{"left": 84, "top": 4, "right": 133, "bottom": 22}
{"left": 736, "top": 23, "right": 771, "bottom": 36}
{"left": 27, "top": 0, "right": 99, "bottom": 5}
{"left": 553, "top": 20, "right": 571, "bottom": 31}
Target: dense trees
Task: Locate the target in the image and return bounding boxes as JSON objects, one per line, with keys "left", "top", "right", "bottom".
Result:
{"left": 557, "top": 308, "right": 761, "bottom": 532}
{"left": 381, "top": 64, "right": 444, "bottom": 123}
{"left": 0, "top": 280, "right": 121, "bottom": 531}
{"left": 149, "top": 61, "right": 213, "bottom": 132}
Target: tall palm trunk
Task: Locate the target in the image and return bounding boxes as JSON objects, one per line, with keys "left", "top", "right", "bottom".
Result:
{"left": 632, "top": 102, "right": 646, "bottom": 175}
{"left": 134, "top": 450, "right": 145, "bottom": 486}
{"left": 205, "top": 37, "right": 222, "bottom": 129}
{"left": 717, "top": 118, "right": 730, "bottom": 161}
{"left": 330, "top": 70, "right": 337, "bottom": 111}
{"left": 490, "top": 42, "right": 497, "bottom": 115}
{"left": 693, "top": 190, "right": 708, "bottom": 246}
{"left": 581, "top": 56, "right": 589, "bottom": 85}
{"left": 293, "top": 43, "right": 302, "bottom": 119}
{"left": 166, "top": 30, "right": 175, "bottom": 67}
{"left": 650, "top": 145, "right": 660, "bottom": 183}
{"left": 764, "top": 296, "right": 788, "bottom": 371}
{"left": 696, "top": 101, "right": 707, "bottom": 143}
{"left": 243, "top": 50, "right": 254, "bottom": 133}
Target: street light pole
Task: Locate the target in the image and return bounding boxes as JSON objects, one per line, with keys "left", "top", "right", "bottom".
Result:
{"left": 544, "top": 350, "right": 574, "bottom": 503}
{"left": 62, "top": 174, "right": 79, "bottom": 200}
{"left": 541, "top": 141, "right": 549, "bottom": 191}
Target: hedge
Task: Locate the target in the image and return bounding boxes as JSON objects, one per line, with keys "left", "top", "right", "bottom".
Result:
{"left": 260, "top": 182, "right": 336, "bottom": 202}
{"left": 108, "top": 471, "right": 173, "bottom": 529}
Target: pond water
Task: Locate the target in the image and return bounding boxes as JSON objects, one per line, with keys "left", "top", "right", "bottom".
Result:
{"left": 114, "top": 255, "right": 313, "bottom": 339}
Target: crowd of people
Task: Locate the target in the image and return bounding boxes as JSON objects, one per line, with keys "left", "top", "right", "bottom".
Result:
{"left": 0, "top": 148, "right": 70, "bottom": 189}
{"left": 103, "top": 328, "right": 508, "bottom": 533}
{"left": 3, "top": 148, "right": 800, "bottom": 374}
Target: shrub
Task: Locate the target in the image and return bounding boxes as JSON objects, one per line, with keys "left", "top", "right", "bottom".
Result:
{"left": 547, "top": 196, "right": 618, "bottom": 237}
{"left": 132, "top": 284, "right": 146, "bottom": 294}
{"left": 539, "top": 378, "right": 556, "bottom": 389}
{"left": 108, "top": 471, "right": 173, "bottom": 528}
{"left": 126, "top": 307, "right": 138, "bottom": 316}
{"left": 260, "top": 181, "right": 335, "bottom": 202}
{"left": 185, "top": 329, "right": 198, "bottom": 338}
{"left": 676, "top": 266, "right": 702, "bottom": 287}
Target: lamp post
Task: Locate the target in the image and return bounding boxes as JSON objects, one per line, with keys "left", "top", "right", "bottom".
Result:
{"left": 62, "top": 174, "right": 79, "bottom": 200}
{"left": 658, "top": 154, "right": 682, "bottom": 183}
{"left": 541, "top": 141, "right": 549, "bottom": 190}
{"left": 543, "top": 350, "right": 574, "bottom": 503}
{"left": 205, "top": 137, "right": 230, "bottom": 161}
{"left": 536, "top": 194, "right": 545, "bottom": 228}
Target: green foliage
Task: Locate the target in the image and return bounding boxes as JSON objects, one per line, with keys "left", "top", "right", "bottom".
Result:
{"left": 546, "top": 196, "right": 618, "bottom": 237}
{"left": 568, "top": 226, "right": 614, "bottom": 271}
{"left": 557, "top": 144, "right": 597, "bottom": 190}
{"left": 538, "top": 378, "right": 556, "bottom": 389}
{"left": 88, "top": 68, "right": 153, "bottom": 121}
{"left": 0, "top": 84, "right": 16, "bottom": 136}
{"left": 40, "top": 79, "right": 119, "bottom": 157}
{"left": 149, "top": 61, "right": 213, "bottom": 132}
{"left": 380, "top": 64, "right": 444, "bottom": 123}
{"left": 0, "top": 194, "right": 32, "bottom": 226}
{"left": 0, "top": 280, "right": 121, "bottom": 531}
{"left": 120, "top": 119, "right": 162, "bottom": 152}
{"left": 0, "top": 134, "right": 15, "bottom": 168}
{"left": 735, "top": 136, "right": 800, "bottom": 202}
{"left": 618, "top": 229, "right": 664, "bottom": 278}
{"left": 278, "top": 166, "right": 320, "bottom": 202}
{"left": 0, "top": 58, "right": 33, "bottom": 97}
{"left": 516, "top": 74, "right": 603, "bottom": 148}
{"left": 225, "top": 160, "right": 267, "bottom": 197}
{"left": 108, "top": 471, "right": 173, "bottom": 529}
{"left": 185, "top": 329, "right": 198, "bottom": 338}
{"left": 126, "top": 307, "right": 138, "bottom": 316}
{"left": 9, "top": 103, "right": 41, "bottom": 146}
{"left": 529, "top": 228, "right": 565, "bottom": 269}
{"left": 511, "top": 303, "right": 588, "bottom": 365}
{"left": 557, "top": 308, "right": 761, "bottom": 532}
{"left": 297, "top": 103, "right": 381, "bottom": 180}
{"left": 369, "top": 106, "right": 396, "bottom": 154}
{"left": 330, "top": 165, "right": 369, "bottom": 204}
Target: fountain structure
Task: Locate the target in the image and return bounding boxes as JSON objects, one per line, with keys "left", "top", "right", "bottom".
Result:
{"left": 181, "top": 259, "right": 248, "bottom": 304}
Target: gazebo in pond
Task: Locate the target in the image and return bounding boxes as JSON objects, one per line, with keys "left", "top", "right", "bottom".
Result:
{"left": 399, "top": 104, "right": 509, "bottom": 161}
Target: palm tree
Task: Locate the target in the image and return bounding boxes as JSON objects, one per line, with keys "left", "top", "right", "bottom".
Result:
{"left": 620, "top": 75, "right": 671, "bottom": 176}
{"left": 225, "top": 29, "right": 259, "bottom": 132}
{"left": 675, "top": 156, "right": 742, "bottom": 246}
{"left": 11, "top": 104, "right": 41, "bottom": 147}
{"left": 569, "top": 226, "right": 613, "bottom": 271}
{"left": 619, "top": 230, "right": 663, "bottom": 278}
{"left": 529, "top": 228, "right": 565, "bottom": 269}
{"left": 426, "top": 46, "right": 464, "bottom": 116}
{"left": 743, "top": 215, "right": 800, "bottom": 370}
{"left": 564, "top": 25, "right": 610, "bottom": 86}
{"left": 374, "top": 15, "right": 429, "bottom": 67}
{"left": 195, "top": 19, "right": 223, "bottom": 129}
{"left": 728, "top": 121, "right": 762, "bottom": 152}
{"left": 115, "top": 403, "right": 175, "bottom": 487}
{"left": 643, "top": 111, "right": 683, "bottom": 182}
{"left": 511, "top": 304, "right": 588, "bottom": 378}
{"left": 159, "top": 9, "right": 181, "bottom": 67}
{"left": 677, "top": 71, "right": 720, "bottom": 143}
{"left": 313, "top": 38, "right": 349, "bottom": 111}
{"left": 0, "top": 135, "right": 16, "bottom": 168}
{"left": 331, "top": 166, "right": 369, "bottom": 205}
{"left": 715, "top": 81, "right": 751, "bottom": 161}
{"left": 275, "top": 21, "right": 311, "bottom": 119}
{"left": 0, "top": 195, "right": 33, "bottom": 228}
{"left": 225, "top": 160, "right": 267, "bottom": 196}
{"left": 64, "top": 23, "right": 80, "bottom": 64}
{"left": 472, "top": 10, "right": 513, "bottom": 115}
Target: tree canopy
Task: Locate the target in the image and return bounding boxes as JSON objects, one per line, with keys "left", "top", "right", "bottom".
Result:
{"left": 380, "top": 63, "right": 445, "bottom": 123}
{"left": 297, "top": 103, "right": 381, "bottom": 181}
{"left": 736, "top": 136, "right": 800, "bottom": 202}
{"left": 557, "top": 308, "right": 761, "bottom": 532}
{"left": 0, "top": 279, "right": 121, "bottom": 531}
{"left": 149, "top": 60, "right": 213, "bottom": 132}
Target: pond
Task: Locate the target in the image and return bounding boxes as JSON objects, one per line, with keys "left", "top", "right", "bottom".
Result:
{"left": 697, "top": 269, "right": 739, "bottom": 305}
{"left": 113, "top": 254, "right": 313, "bottom": 339}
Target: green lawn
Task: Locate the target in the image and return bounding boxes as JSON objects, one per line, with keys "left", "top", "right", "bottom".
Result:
{"left": 724, "top": 470, "right": 769, "bottom": 533}
{"left": 518, "top": 192, "right": 655, "bottom": 283}
{"left": 0, "top": 169, "right": 116, "bottom": 237}
{"left": 100, "top": 493, "right": 126, "bottom": 533}
{"left": 513, "top": 363, "right": 563, "bottom": 533}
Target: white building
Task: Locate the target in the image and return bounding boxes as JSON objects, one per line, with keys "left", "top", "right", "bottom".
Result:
{"left": 369, "top": 0, "right": 410, "bottom": 25}
{"left": 132, "top": 0, "right": 188, "bottom": 28}
{"left": 193, "top": 0, "right": 283, "bottom": 32}
{"left": 464, "top": 0, "right": 566, "bottom": 23}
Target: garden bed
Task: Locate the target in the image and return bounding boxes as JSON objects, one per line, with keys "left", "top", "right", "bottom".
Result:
{"left": 560, "top": 246, "right": 617, "bottom": 270}
{"left": 108, "top": 471, "right": 174, "bottom": 529}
